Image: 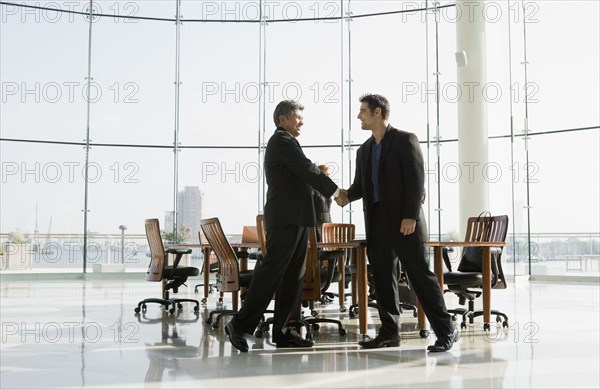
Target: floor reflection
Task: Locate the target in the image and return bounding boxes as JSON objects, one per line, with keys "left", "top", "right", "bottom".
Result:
{"left": 0, "top": 279, "right": 598, "bottom": 388}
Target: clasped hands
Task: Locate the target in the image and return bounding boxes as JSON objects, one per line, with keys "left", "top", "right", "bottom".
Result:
{"left": 334, "top": 189, "right": 349, "bottom": 207}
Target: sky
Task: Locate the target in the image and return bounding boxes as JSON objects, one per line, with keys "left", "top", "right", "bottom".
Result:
{"left": 0, "top": 0, "right": 599, "bottom": 237}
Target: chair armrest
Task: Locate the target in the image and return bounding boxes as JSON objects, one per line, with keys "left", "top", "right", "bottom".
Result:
{"left": 490, "top": 247, "right": 502, "bottom": 288}
{"left": 166, "top": 248, "right": 192, "bottom": 255}
{"left": 442, "top": 247, "right": 454, "bottom": 272}
{"left": 165, "top": 248, "right": 192, "bottom": 269}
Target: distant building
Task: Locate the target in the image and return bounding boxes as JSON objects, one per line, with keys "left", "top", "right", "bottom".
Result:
{"left": 164, "top": 186, "right": 203, "bottom": 242}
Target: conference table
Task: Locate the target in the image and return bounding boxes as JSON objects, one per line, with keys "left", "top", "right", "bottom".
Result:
{"left": 172, "top": 240, "right": 371, "bottom": 336}
{"left": 169, "top": 239, "right": 505, "bottom": 335}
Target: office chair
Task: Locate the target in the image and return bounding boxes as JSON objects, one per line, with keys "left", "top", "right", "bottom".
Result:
{"left": 253, "top": 216, "right": 342, "bottom": 337}
{"left": 300, "top": 226, "right": 347, "bottom": 335}
{"left": 199, "top": 217, "right": 254, "bottom": 329}
{"left": 321, "top": 223, "right": 355, "bottom": 312}
{"left": 443, "top": 214, "right": 509, "bottom": 331}
{"left": 135, "top": 219, "right": 200, "bottom": 314}
{"left": 193, "top": 232, "right": 218, "bottom": 301}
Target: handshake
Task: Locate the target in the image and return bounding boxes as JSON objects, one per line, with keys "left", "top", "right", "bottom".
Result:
{"left": 334, "top": 189, "right": 350, "bottom": 207}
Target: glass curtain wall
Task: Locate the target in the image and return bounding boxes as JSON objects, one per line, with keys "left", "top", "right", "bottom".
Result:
{"left": 0, "top": 1, "right": 598, "bottom": 278}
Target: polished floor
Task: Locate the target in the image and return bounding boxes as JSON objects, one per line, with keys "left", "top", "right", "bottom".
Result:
{"left": 1, "top": 277, "right": 598, "bottom": 388}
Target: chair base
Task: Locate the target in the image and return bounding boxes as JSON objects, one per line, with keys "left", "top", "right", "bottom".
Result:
{"left": 303, "top": 316, "right": 347, "bottom": 336}
{"left": 194, "top": 283, "right": 217, "bottom": 304}
{"left": 449, "top": 300, "right": 509, "bottom": 329}
{"left": 135, "top": 297, "right": 200, "bottom": 314}
{"left": 254, "top": 317, "right": 313, "bottom": 339}
{"left": 206, "top": 309, "right": 236, "bottom": 329}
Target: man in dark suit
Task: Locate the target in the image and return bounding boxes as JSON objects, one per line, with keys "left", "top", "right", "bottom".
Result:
{"left": 337, "top": 94, "right": 459, "bottom": 352}
{"left": 225, "top": 100, "right": 343, "bottom": 352}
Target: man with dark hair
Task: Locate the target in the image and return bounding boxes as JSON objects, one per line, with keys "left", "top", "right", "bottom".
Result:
{"left": 225, "top": 100, "right": 345, "bottom": 352}
{"left": 337, "top": 93, "right": 459, "bottom": 352}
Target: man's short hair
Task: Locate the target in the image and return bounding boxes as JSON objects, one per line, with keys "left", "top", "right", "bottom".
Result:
{"left": 359, "top": 94, "right": 390, "bottom": 120}
{"left": 273, "top": 100, "right": 304, "bottom": 127}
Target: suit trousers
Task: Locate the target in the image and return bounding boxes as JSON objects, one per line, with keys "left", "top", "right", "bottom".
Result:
{"left": 368, "top": 205, "right": 452, "bottom": 338}
{"left": 233, "top": 225, "right": 308, "bottom": 337}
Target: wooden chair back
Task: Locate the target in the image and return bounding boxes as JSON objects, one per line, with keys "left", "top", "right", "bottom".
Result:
{"left": 321, "top": 223, "right": 355, "bottom": 244}
{"left": 302, "top": 227, "right": 322, "bottom": 301}
{"left": 256, "top": 214, "right": 267, "bottom": 256}
{"left": 464, "top": 215, "right": 509, "bottom": 289}
{"left": 145, "top": 218, "right": 165, "bottom": 282}
{"left": 199, "top": 217, "right": 240, "bottom": 293}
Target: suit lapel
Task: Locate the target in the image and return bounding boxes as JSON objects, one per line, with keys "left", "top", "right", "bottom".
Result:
{"left": 362, "top": 138, "right": 373, "bottom": 201}
{"left": 379, "top": 126, "right": 395, "bottom": 172}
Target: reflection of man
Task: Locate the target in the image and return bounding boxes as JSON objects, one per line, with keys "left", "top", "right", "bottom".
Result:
{"left": 337, "top": 94, "right": 459, "bottom": 352}
{"left": 225, "top": 100, "right": 345, "bottom": 352}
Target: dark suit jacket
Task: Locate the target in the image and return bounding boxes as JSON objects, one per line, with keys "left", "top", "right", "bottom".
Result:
{"left": 264, "top": 128, "right": 338, "bottom": 228}
{"left": 347, "top": 125, "right": 427, "bottom": 243}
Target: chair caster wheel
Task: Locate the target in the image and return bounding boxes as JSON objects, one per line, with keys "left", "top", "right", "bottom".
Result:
{"left": 340, "top": 306, "right": 346, "bottom": 313}
{"left": 206, "top": 318, "right": 213, "bottom": 325}
{"left": 255, "top": 331, "right": 263, "bottom": 338}
{"left": 311, "top": 323, "right": 320, "bottom": 331}
{"left": 419, "top": 329, "right": 429, "bottom": 338}
{"left": 194, "top": 306, "right": 200, "bottom": 312}
{"left": 201, "top": 298, "right": 207, "bottom": 304}
{"left": 134, "top": 307, "right": 141, "bottom": 313}
{"left": 460, "top": 322, "right": 467, "bottom": 329}
{"left": 483, "top": 323, "right": 491, "bottom": 331}
{"left": 413, "top": 311, "right": 418, "bottom": 318}
{"left": 339, "top": 328, "right": 347, "bottom": 336}
{"left": 178, "top": 303, "right": 183, "bottom": 309}
{"left": 502, "top": 321, "right": 509, "bottom": 329}
{"left": 212, "top": 322, "right": 219, "bottom": 329}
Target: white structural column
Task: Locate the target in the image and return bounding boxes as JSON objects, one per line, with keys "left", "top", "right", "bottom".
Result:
{"left": 456, "top": 0, "right": 489, "bottom": 235}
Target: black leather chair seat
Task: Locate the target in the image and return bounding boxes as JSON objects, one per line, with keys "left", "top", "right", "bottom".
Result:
{"left": 444, "top": 271, "right": 497, "bottom": 287}
{"left": 239, "top": 270, "right": 253, "bottom": 287}
{"left": 164, "top": 266, "right": 200, "bottom": 278}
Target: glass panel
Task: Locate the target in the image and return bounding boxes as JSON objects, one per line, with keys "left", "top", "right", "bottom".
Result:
{"left": 0, "top": 142, "right": 85, "bottom": 234}
{"left": 0, "top": 142, "right": 87, "bottom": 270}
{"left": 90, "top": 4, "right": 175, "bottom": 145}
{"left": 526, "top": 1, "right": 600, "bottom": 132}
{"left": 350, "top": 6, "right": 427, "bottom": 144}
{"left": 528, "top": 131, "right": 600, "bottom": 277}
{"left": 263, "top": 2, "right": 343, "bottom": 146}
{"left": 180, "top": 21, "right": 260, "bottom": 146}
{"left": 0, "top": 2, "right": 88, "bottom": 142}
{"left": 178, "top": 149, "right": 260, "bottom": 237}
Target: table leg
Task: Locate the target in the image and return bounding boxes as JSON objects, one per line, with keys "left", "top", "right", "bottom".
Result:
{"left": 338, "top": 252, "right": 346, "bottom": 309}
{"left": 351, "top": 248, "right": 358, "bottom": 307}
{"left": 417, "top": 299, "right": 426, "bottom": 332}
{"left": 482, "top": 246, "right": 491, "bottom": 326}
{"left": 433, "top": 246, "right": 444, "bottom": 287}
{"left": 357, "top": 247, "right": 368, "bottom": 336}
{"left": 239, "top": 248, "right": 248, "bottom": 272}
{"left": 202, "top": 247, "right": 211, "bottom": 299}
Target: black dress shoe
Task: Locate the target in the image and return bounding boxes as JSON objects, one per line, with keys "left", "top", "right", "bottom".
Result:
{"left": 358, "top": 334, "right": 400, "bottom": 349}
{"left": 427, "top": 328, "right": 460, "bottom": 352}
{"left": 225, "top": 320, "right": 249, "bottom": 352}
{"left": 273, "top": 328, "right": 314, "bottom": 348}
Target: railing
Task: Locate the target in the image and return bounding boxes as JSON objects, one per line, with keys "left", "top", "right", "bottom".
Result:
{"left": 436, "top": 232, "right": 600, "bottom": 276}
{"left": 1, "top": 232, "right": 598, "bottom": 276}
